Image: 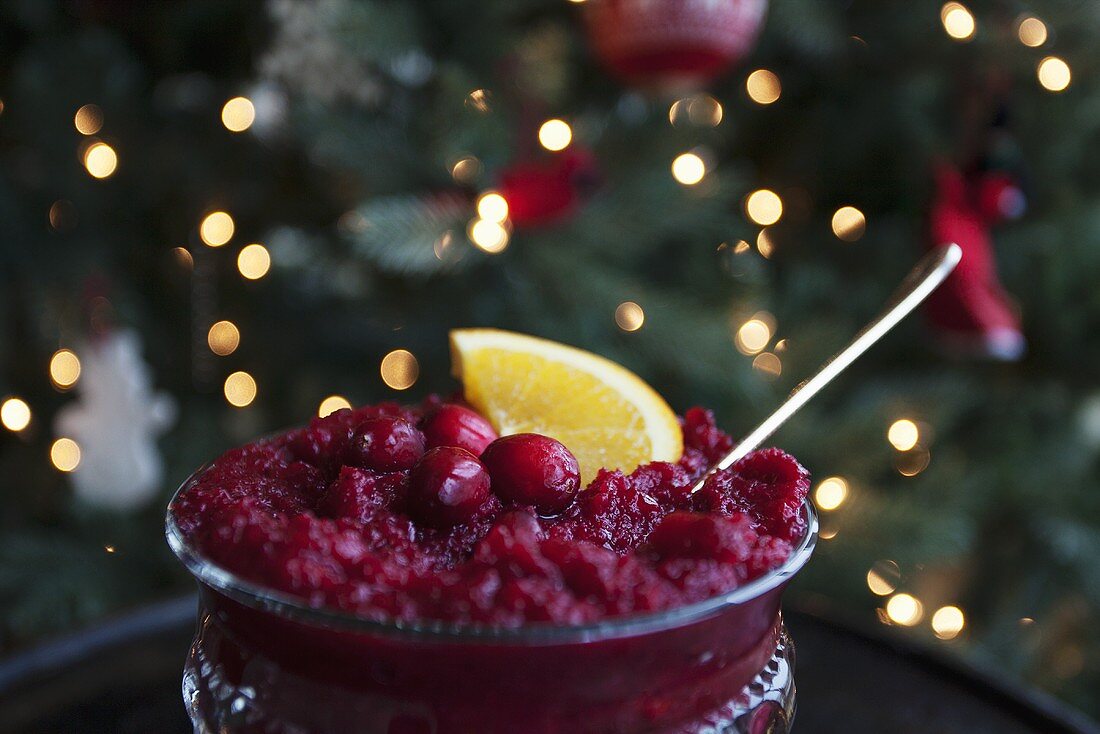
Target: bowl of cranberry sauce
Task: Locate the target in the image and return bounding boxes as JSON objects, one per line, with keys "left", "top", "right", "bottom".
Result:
{"left": 167, "top": 400, "right": 817, "bottom": 734}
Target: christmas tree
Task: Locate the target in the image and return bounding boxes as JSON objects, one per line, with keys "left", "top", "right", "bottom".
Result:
{"left": 1, "top": 0, "right": 1098, "bottom": 716}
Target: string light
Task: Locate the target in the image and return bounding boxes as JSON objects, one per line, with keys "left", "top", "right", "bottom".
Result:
{"left": 866, "top": 560, "right": 900, "bottom": 596}
{"left": 237, "top": 243, "right": 271, "bottom": 280}
{"left": 887, "top": 419, "right": 920, "bottom": 451}
{"left": 736, "top": 318, "right": 772, "bottom": 355}
{"left": 381, "top": 349, "right": 419, "bottom": 390}
{"left": 468, "top": 218, "right": 510, "bottom": 253}
{"left": 476, "top": 192, "right": 509, "bottom": 223}
{"left": 318, "top": 395, "right": 352, "bottom": 417}
{"left": 885, "top": 593, "right": 924, "bottom": 626}
{"left": 932, "top": 606, "right": 966, "bottom": 640}
{"left": 671, "top": 153, "right": 706, "bottom": 186}
{"left": 207, "top": 320, "right": 241, "bottom": 356}
{"left": 1017, "top": 16, "right": 1047, "bottom": 47}
{"left": 815, "top": 476, "right": 849, "bottom": 511}
{"left": 51, "top": 437, "right": 81, "bottom": 472}
{"left": 746, "top": 69, "right": 782, "bottom": 105}
{"left": 221, "top": 97, "right": 255, "bottom": 132}
{"left": 614, "top": 301, "right": 645, "bottom": 332}
{"left": 538, "top": 119, "right": 572, "bottom": 151}
{"left": 1, "top": 398, "right": 31, "bottom": 432}
{"left": 941, "top": 3, "right": 976, "bottom": 40}
{"left": 49, "top": 349, "right": 81, "bottom": 390}
{"left": 73, "top": 104, "right": 103, "bottom": 135}
{"left": 1038, "top": 56, "right": 1071, "bottom": 92}
{"left": 745, "top": 189, "right": 783, "bottom": 226}
{"left": 831, "top": 206, "right": 866, "bottom": 241}
{"left": 83, "top": 142, "right": 118, "bottom": 179}
{"left": 224, "top": 371, "right": 257, "bottom": 407}
{"left": 200, "top": 211, "right": 235, "bottom": 247}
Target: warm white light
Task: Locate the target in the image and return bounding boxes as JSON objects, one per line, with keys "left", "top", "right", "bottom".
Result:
{"left": 50, "top": 349, "right": 82, "bottom": 389}
{"left": 941, "top": 3, "right": 976, "bottom": 40}
{"left": 237, "top": 243, "right": 271, "bottom": 280}
{"left": 468, "top": 218, "right": 510, "bottom": 253}
{"left": 752, "top": 352, "right": 782, "bottom": 378}
{"left": 672, "top": 153, "right": 706, "bottom": 185}
{"left": 1, "top": 398, "right": 31, "bottom": 432}
{"left": 224, "top": 371, "right": 257, "bottom": 407}
{"left": 756, "top": 229, "right": 775, "bottom": 258}
{"left": 888, "top": 419, "right": 920, "bottom": 451}
{"left": 74, "top": 104, "right": 103, "bottom": 135}
{"left": 477, "top": 192, "right": 509, "bottom": 223}
{"left": 466, "top": 89, "right": 491, "bottom": 113}
{"left": 1038, "top": 56, "right": 1071, "bottom": 92}
{"left": 451, "top": 156, "right": 480, "bottom": 183}
{"left": 207, "top": 320, "right": 241, "bottom": 356}
{"left": 831, "top": 206, "right": 866, "bottom": 241}
{"left": 1017, "top": 16, "right": 1047, "bottom": 47}
{"left": 745, "top": 189, "right": 783, "bottom": 226}
{"left": 200, "top": 211, "right": 235, "bottom": 247}
{"left": 381, "top": 350, "right": 419, "bottom": 390}
{"left": 736, "top": 319, "right": 772, "bottom": 355}
{"left": 615, "top": 301, "right": 645, "bottom": 332}
{"left": 815, "top": 477, "right": 849, "bottom": 511}
{"left": 51, "top": 437, "right": 81, "bottom": 472}
{"left": 867, "top": 561, "right": 900, "bottom": 596}
{"left": 221, "top": 97, "right": 256, "bottom": 132}
{"left": 83, "top": 143, "right": 117, "bottom": 179}
{"left": 932, "top": 605, "right": 966, "bottom": 639}
{"left": 538, "top": 119, "right": 572, "bottom": 151}
{"left": 746, "top": 69, "right": 781, "bottom": 105}
{"left": 886, "top": 593, "right": 924, "bottom": 626}
{"left": 318, "top": 395, "right": 352, "bottom": 417}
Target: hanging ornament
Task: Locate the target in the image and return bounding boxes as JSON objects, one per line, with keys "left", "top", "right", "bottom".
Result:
{"left": 924, "top": 164, "right": 1025, "bottom": 361}
{"left": 583, "top": 0, "right": 768, "bottom": 93}
{"left": 55, "top": 329, "right": 176, "bottom": 510}
{"left": 498, "top": 148, "right": 600, "bottom": 228}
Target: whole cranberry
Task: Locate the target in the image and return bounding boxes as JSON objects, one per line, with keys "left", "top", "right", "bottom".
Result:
{"left": 345, "top": 417, "right": 425, "bottom": 472}
{"left": 408, "top": 447, "right": 491, "bottom": 528}
{"left": 421, "top": 404, "right": 498, "bottom": 455}
{"left": 481, "top": 434, "right": 581, "bottom": 515}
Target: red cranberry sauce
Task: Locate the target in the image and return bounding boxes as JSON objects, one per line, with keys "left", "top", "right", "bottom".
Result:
{"left": 172, "top": 401, "right": 810, "bottom": 626}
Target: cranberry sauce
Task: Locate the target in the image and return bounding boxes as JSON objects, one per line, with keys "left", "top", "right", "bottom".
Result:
{"left": 171, "top": 400, "right": 810, "bottom": 627}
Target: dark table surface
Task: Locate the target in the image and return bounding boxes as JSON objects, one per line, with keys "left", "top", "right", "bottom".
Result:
{"left": 0, "top": 596, "right": 1096, "bottom": 734}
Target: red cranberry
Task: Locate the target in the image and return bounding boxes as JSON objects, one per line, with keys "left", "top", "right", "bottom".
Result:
{"left": 421, "top": 404, "right": 498, "bottom": 455}
{"left": 345, "top": 417, "right": 425, "bottom": 472}
{"left": 408, "top": 447, "right": 491, "bottom": 528}
{"left": 481, "top": 434, "right": 581, "bottom": 515}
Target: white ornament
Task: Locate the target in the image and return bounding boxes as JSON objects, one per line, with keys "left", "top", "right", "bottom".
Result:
{"left": 55, "top": 330, "right": 176, "bottom": 510}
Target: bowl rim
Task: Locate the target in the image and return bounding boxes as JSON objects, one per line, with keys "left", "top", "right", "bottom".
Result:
{"left": 166, "top": 462, "right": 818, "bottom": 645}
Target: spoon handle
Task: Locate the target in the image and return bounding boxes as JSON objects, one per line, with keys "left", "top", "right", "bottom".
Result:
{"left": 690, "top": 242, "right": 962, "bottom": 494}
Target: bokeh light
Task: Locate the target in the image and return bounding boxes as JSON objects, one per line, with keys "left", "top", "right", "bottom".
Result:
{"left": 756, "top": 229, "right": 775, "bottom": 258}
{"left": 173, "top": 247, "right": 194, "bottom": 270}
{"left": 538, "top": 119, "right": 572, "bottom": 151}
{"left": 1, "top": 397, "right": 31, "bottom": 432}
{"left": 50, "top": 437, "right": 81, "bottom": 472}
{"left": 1038, "top": 56, "right": 1071, "bottom": 92}
{"left": 200, "top": 211, "right": 235, "bottom": 247}
{"left": 745, "top": 189, "right": 783, "bottom": 226}
{"left": 941, "top": 3, "right": 976, "bottom": 40}
{"left": 815, "top": 477, "right": 849, "bottom": 511}
{"left": 831, "top": 206, "right": 866, "bottom": 241}
{"left": 1017, "top": 16, "right": 1047, "bottom": 47}
{"left": 896, "top": 447, "right": 931, "bottom": 477}
{"left": 867, "top": 560, "right": 901, "bottom": 596}
{"left": 932, "top": 605, "right": 966, "bottom": 640}
{"left": 318, "top": 395, "right": 352, "bottom": 417}
{"left": 468, "top": 218, "right": 510, "bottom": 253}
{"left": 224, "top": 371, "right": 257, "bottom": 407}
{"left": 671, "top": 153, "right": 706, "bottom": 185}
{"left": 888, "top": 419, "right": 920, "bottom": 451}
{"left": 74, "top": 104, "right": 103, "bottom": 135}
{"left": 615, "top": 301, "right": 645, "bottom": 332}
{"left": 886, "top": 593, "right": 924, "bottom": 626}
{"left": 207, "top": 320, "right": 241, "bottom": 356}
{"left": 381, "top": 349, "right": 419, "bottom": 390}
{"left": 752, "top": 352, "right": 782, "bottom": 378}
{"left": 451, "top": 156, "right": 481, "bottom": 183}
{"left": 465, "top": 88, "right": 491, "bottom": 113}
{"left": 476, "top": 192, "right": 509, "bottom": 223}
{"left": 83, "top": 142, "right": 118, "bottom": 179}
{"left": 746, "top": 69, "right": 781, "bottom": 105}
{"left": 221, "top": 96, "right": 255, "bottom": 132}
{"left": 736, "top": 319, "right": 772, "bottom": 355}
{"left": 237, "top": 243, "right": 271, "bottom": 280}
{"left": 50, "top": 349, "right": 81, "bottom": 389}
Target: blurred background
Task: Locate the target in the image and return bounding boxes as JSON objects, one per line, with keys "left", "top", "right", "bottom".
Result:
{"left": 1, "top": 0, "right": 1098, "bottom": 717}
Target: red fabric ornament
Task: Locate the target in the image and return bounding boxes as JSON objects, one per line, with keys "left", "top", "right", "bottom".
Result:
{"left": 583, "top": 0, "right": 768, "bottom": 92}
{"left": 498, "top": 148, "right": 600, "bottom": 228}
{"left": 924, "top": 165, "right": 1025, "bottom": 361}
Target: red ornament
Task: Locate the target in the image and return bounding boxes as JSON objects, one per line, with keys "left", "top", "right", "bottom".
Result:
{"left": 924, "top": 165, "right": 1025, "bottom": 361}
{"left": 583, "top": 0, "right": 768, "bottom": 91}
{"left": 498, "top": 148, "right": 600, "bottom": 228}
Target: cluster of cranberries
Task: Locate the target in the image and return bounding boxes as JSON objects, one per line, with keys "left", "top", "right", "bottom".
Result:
{"left": 172, "top": 398, "right": 810, "bottom": 626}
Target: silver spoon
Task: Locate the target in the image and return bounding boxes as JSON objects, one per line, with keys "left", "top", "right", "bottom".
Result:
{"left": 690, "top": 242, "right": 963, "bottom": 494}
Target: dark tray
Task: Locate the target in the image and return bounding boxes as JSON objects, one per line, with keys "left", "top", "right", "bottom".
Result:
{"left": 0, "top": 596, "right": 1095, "bottom": 734}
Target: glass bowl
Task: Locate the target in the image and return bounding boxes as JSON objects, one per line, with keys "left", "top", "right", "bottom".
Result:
{"left": 166, "top": 464, "right": 818, "bottom": 733}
